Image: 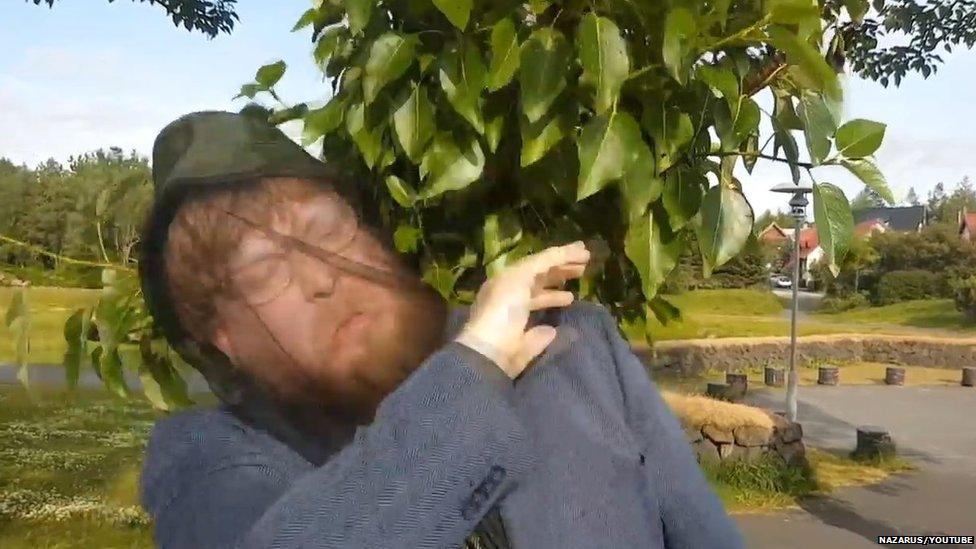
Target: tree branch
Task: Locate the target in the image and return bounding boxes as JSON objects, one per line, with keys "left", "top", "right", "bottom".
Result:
{"left": 707, "top": 151, "right": 815, "bottom": 169}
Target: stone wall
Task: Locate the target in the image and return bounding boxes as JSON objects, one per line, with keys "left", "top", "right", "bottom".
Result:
{"left": 687, "top": 410, "right": 805, "bottom": 465}
{"left": 637, "top": 334, "right": 976, "bottom": 375}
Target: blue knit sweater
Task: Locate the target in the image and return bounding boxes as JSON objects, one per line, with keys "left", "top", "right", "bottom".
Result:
{"left": 140, "top": 301, "right": 744, "bottom": 548}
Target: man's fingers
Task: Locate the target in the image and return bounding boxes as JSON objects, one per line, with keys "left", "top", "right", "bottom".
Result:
{"left": 519, "top": 241, "right": 590, "bottom": 274}
{"left": 538, "top": 263, "right": 587, "bottom": 287}
{"left": 510, "top": 325, "right": 558, "bottom": 373}
{"left": 529, "top": 290, "right": 575, "bottom": 310}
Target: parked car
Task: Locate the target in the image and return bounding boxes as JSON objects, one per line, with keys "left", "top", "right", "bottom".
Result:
{"left": 769, "top": 275, "right": 792, "bottom": 289}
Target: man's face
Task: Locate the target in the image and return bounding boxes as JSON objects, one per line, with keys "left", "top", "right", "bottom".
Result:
{"left": 210, "top": 183, "right": 447, "bottom": 421}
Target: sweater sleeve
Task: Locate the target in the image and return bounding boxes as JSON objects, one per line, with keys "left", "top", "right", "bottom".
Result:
{"left": 144, "top": 341, "right": 536, "bottom": 549}
{"left": 595, "top": 309, "right": 745, "bottom": 549}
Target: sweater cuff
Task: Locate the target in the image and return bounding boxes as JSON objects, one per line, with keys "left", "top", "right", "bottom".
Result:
{"left": 446, "top": 340, "right": 515, "bottom": 397}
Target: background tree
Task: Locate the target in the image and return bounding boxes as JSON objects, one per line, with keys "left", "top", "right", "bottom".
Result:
{"left": 905, "top": 186, "right": 920, "bottom": 206}
{"left": 851, "top": 186, "right": 886, "bottom": 213}
{"left": 755, "top": 209, "right": 795, "bottom": 230}
{"left": 29, "top": 0, "right": 238, "bottom": 37}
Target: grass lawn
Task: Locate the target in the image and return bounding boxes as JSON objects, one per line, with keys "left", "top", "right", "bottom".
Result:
{"left": 0, "top": 383, "right": 160, "bottom": 548}
{"left": 812, "top": 299, "right": 973, "bottom": 331}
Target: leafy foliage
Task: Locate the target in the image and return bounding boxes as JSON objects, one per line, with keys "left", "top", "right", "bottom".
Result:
{"left": 236, "top": 0, "right": 895, "bottom": 334}
{"left": 30, "top": 0, "right": 238, "bottom": 38}
{"left": 951, "top": 275, "right": 976, "bottom": 321}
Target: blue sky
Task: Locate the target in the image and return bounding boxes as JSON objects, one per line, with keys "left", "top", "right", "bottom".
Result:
{"left": 2, "top": 0, "right": 975, "bottom": 217}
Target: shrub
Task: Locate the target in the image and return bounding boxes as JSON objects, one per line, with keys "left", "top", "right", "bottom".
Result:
{"left": 951, "top": 276, "right": 976, "bottom": 322}
{"left": 874, "top": 270, "right": 947, "bottom": 305}
{"left": 819, "top": 293, "right": 869, "bottom": 313}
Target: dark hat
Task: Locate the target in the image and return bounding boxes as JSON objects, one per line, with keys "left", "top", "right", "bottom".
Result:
{"left": 139, "top": 110, "right": 354, "bottom": 404}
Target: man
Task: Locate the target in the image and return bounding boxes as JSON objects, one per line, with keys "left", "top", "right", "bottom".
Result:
{"left": 139, "top": 110, "right": 744, "bottom": 548}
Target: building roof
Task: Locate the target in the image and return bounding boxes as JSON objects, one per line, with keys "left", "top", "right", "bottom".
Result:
{"left": 853, "top": 206, "right": 926, "bottom": 232}
{"left": 797, "top": 227, "right": 819, "bottom": 259}
{"left": 758, "top": 222, "right": 789, "bottom": 242}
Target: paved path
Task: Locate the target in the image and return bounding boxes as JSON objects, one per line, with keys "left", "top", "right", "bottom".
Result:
{"left": 737, "top": 386, "right": 976, "bottom": 547}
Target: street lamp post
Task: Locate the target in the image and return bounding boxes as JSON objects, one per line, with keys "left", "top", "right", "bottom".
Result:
{"left": 771, "top": 182, "right": 813, "bottom": 423}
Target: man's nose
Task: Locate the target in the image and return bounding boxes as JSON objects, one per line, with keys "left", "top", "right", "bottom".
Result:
{"left": 293, "top": 250, "right": 338, "bottom": 300}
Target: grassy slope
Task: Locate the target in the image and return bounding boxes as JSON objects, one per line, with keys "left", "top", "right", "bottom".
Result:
{"left": 813, "top": 299, "right": 972, "bottom": 330}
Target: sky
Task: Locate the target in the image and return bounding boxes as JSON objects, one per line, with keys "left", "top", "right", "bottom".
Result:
{"left": 2, "top": 1, "right": 975, "bottom": 218}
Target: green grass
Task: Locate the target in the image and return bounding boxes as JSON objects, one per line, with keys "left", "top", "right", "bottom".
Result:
{"left": 0, "top": 383, "right": 158, "bottom": 548}
{"left": 813, "top": 299, "right": 973, "bottom": 331}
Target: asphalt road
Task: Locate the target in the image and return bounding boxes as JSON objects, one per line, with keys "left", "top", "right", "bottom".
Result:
{"left": 737, "top": 386, "right": 976, "bottom": 548}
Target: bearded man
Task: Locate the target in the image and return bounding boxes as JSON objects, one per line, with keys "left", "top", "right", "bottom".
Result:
{"left": 138, "top": 111, "right": 743, "bottom": 548}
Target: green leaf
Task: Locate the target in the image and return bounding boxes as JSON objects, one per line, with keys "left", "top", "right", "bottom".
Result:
{"left": 520, "top": 28, "right": 572, "bottom": 123}
{"left": 642, "top": 105, "right": 694, "bottom": 173}
{"left": 433, "top": 0, "right": 472, "bottom": 29}
{"left": 648, "top": 296, "right": 681, "bottom": 325}
{"left": 99, "top": 346, "right": 130, "bottom": 400}
{"left": 520, "top": 101, "right": 574, "bottom": 167}
{"left": 292, "top": 8, "right": 318, "bottom": 31}
{"left": 345, "top": 102, "right": 384, "bottom": 169}
{"left": 302, "top": 97, "right": 345, "bottom": 146}
{"left": 773, "top": 88, "right": 804, "bottom": 130}
{"left": 385, "top": 175, "right": 417, "bottom": 207}
{"left": 346, "top": 0, "right": 372, "bottom": 35}
{"left": 774, "top": 128, "right": 802, "bottom": 183}
{"left": 697, "top": 64, "right": 739, "bottom": 102}
{"left": 696, "top": 185, "right": 754, "bottom": 277}
{"left": 767, "top": 25, "right": 841, "bottom": 100}
{"left": 662, "top": 168, "right": 705, "bottom": 231}
{"left": 393, "top": 84, "right": 435, "bottom": 163}
{"left": 577, "top": 111, "right": 644, "bottom": 201}
{"left": 487, "top": 18, "right": 521, "bottom": 91}
{"left": 419, "top": 134, "right": 485, "bottom": 199}
{"left": 798, "top": 91, "right": 837, "bottom": 165}
{"left": 662, "top": 8, "right": 697, "bottom": 84}
{"left": 812, "top": 182, "right": 854, "bottom": 276}
{"left": 483, "top": 210, "right": 523, "bottom": 265}
{"left": 269, "top": 104, "right": 310, "bottom": 126}
{"left": 314, "top": 27, "right": 348, "bottom": 69}
{"left": 715, "top": 96, "right": 761, "bottom": 151}
{"left": 256, "top": 61, "right": 287, "bottom": 88}
{"left": 62, "top": 308, "right": 92, "bottom": 391}
{"left": 422, "top": 260, "right": 460, "bottom": 298}
{"left": 440, "top": 42, "right": 487, "bottom": 133}
{"left": 769, "top": 0, "right": 822, "bottom": 39}
{"left": 742, "top": 133, "right": 759, "bottom": 174}
{"left": 625, "top": 209, "right": 681, "bottom": 301}
{"left": 844, "top": 0, "right": 870, "bottom": 22}
{"left": 235, "top": 83, "right": 262, "bottom": 100}
{"left": 835, "top": 119, "right": 886, "bottom": 158}
{"left": 577, "top": 13, "right": 630, "bottom": 114}
{"left": 619, "top": 141, "right": 661, "bottom": 222}
{"left": 485, "top": 113, "right": 505, "bottom": 153}
{"left": 839, "top": 158, "right": 894, "bottom": 204}
{"left": 364, "top": 33, "right": 418, "bottom": 104}
{"left": 393, "top": 223, "right": 422, "bottom": 253}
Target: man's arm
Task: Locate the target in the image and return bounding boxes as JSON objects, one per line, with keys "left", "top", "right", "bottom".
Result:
{"left": 594, "top": 308, "right": 745, "bottom": 549}
{"left": 143, "top": 342, "right": 535, "bottom": 549}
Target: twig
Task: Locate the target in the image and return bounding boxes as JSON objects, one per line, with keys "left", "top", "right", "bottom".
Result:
{"left": 708, "top": 151, "right": 814, "bottom": 169}
{"left": 0, "top": 234, "right": 135, "bottom": 273}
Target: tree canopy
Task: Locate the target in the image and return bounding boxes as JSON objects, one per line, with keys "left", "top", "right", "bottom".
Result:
{"left": 30, "top": 0, "right": 238, "bottom": 37}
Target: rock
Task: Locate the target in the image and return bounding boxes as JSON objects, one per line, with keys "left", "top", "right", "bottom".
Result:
{"left": 706, "top": 382, "right": 730, "bottom": 401}
{"left": 691, "top": 439, "right": 720, "bottom": 463}
{"left": 702, "top": 424, "right": 734, "bottom": 445}
{"left": 776, "top": 440, "right": 806, "bottom": 464}
{"left": 684, "top": 427, "right": 704, "bottom": 444}
{"left": 718, "top": 443, "right": 735, "bottom": 460}
{"left": 774, "top": 421, "right": 803, "bottom": 444}
{"left": 734, "top": 425, "right": 772, "bottom": 447}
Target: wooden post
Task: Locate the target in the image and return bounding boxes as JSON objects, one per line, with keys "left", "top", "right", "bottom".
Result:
{"left": 885, "top": 367, "right": 906, "bottom": 386}
{"left": 726, "top": 373, "right": 748, "bottom": 400}
{"left": 962, "top": 367, "right": 976, "bottom": 387}
{"left": 818, "top": 366, "right": 839, "bottom": 386}
{"left": 853, "top": 426, "right": 896, "bottom": 460}
{"left": 764, "top": 367, "right": 785, "bottom": 387}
